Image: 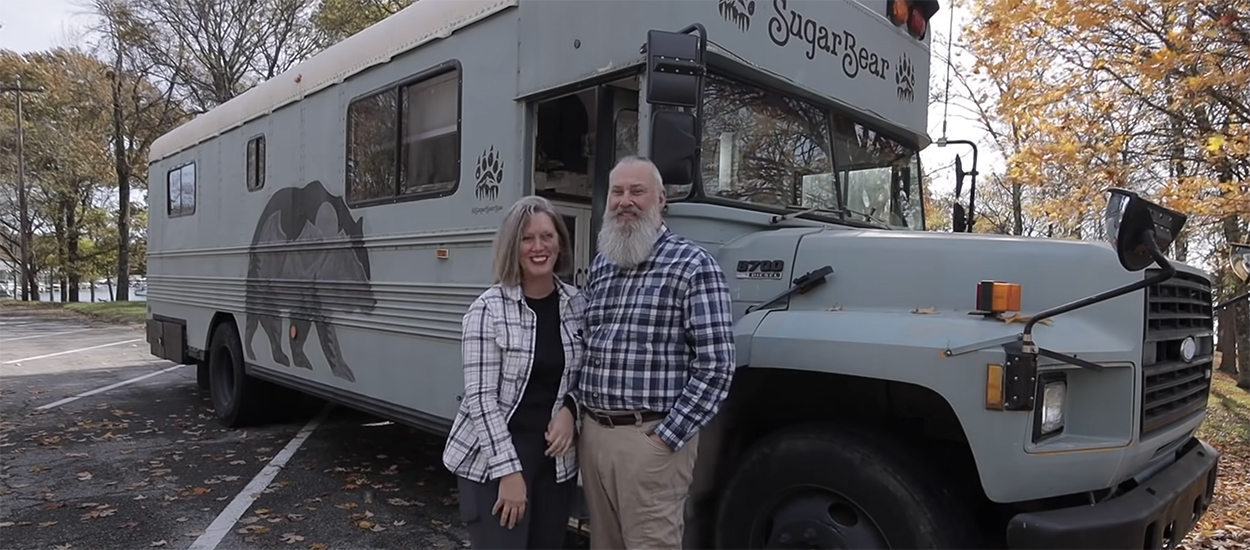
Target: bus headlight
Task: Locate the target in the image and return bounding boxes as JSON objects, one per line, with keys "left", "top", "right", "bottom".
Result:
{"left": 1039, "top": 380, "right": 1066, "bottom": 436}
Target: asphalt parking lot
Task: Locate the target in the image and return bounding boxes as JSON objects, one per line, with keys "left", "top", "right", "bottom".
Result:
{"left": 0, "top": 306, "right": 475, "bottom": 550}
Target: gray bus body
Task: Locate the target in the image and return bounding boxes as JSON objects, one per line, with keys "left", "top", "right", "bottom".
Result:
{"left": 144, "top": 0, "right": 1220, "bottom": 547}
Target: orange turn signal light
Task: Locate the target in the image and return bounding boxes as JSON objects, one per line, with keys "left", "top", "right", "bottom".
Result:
{"left": 975, "top": 281, "right": 1022, "bottom": 314}
{"left": 888, "top": 0, "right": 910, "bottom": 26}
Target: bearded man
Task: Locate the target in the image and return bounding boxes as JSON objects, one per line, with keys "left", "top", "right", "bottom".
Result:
{"left": 572, "top": 155, "right": 736, "bottom": 549}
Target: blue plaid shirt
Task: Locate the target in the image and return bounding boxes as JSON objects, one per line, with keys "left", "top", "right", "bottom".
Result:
{"left": 574, "top": 226, "right": 736, "bottom": 450}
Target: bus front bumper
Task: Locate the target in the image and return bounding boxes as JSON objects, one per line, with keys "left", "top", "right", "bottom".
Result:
{"left": 1005, "top": 437, "right": 1219, "bottom": 550}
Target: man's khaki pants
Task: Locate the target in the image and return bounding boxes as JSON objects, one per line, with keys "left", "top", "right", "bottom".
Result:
{"left": 578, "top": 411, "right": 699, "bottom": 550}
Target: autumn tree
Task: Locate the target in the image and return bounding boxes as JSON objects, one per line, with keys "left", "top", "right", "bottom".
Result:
{"left": 94, "top": 0, "right": 319, "bottom": 114}
{"left": 961, "top": 0, "right": 1250, "bottom": 385}
{"left": 310, "top": 0, "right": 415, "bottom": 48}
{"left": 89, "top": 0, "right": 189, "bottom": 300}
{"left": 0, "top": 49, "right": 117, "bottom": 300}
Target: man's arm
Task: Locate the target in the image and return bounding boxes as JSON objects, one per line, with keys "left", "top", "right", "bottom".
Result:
{"left": 652, "top": 253, "right": 736, "bottom": 450}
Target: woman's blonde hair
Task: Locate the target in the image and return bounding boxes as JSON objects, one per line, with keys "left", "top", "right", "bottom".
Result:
{"left": 492, "top": 195, "right": 573, "bottom": 286}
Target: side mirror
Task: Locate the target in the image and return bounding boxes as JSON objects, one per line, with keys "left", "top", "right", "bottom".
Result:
{"left": 650, "top": 110, "right": 697, "bottom": 188}
{"left": 952, "top": 202, "right": 966, "bottom": 233}
{"left": 644, "top": 28, "right": 705, "bottom": 108}
{"left": 954, "top": 155, "right": 966, "bottom": 198}
{"left": 1103, "top": 188, "right": 1188, "bottom": 272}
{"left": 1230, "top": 242, "right": 1250, "bottom": 282}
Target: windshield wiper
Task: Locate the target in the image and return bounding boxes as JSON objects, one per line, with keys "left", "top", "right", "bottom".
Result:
{"left": 770, "top": 206, "right": 893, "bottom": 230}
{"left": 842, "top": 207, "right": 895, "bottom": 228}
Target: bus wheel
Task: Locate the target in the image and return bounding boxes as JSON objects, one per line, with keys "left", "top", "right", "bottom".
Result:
{"left": 713, "top": 423, "right": 979, "bottom": 549}
{"left": 208, "top": 321, "right": 266, "bottom": 428}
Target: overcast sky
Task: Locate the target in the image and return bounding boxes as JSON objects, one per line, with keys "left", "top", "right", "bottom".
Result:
{"left": 0, "top": 0, "right": 994, "bottom": 199}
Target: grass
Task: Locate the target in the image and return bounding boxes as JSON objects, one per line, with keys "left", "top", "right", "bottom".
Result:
{"left": 1198, "top": 367, "right": 1250, "bottom": 450}
{"left": 1185, "top": 353, "right": 1250, "bottom": 548}
{"left": 0, "top": 298, "right": 147, "bottom": 325}
{"left": 61, "top": 301, "right": 148, "bottom": 324}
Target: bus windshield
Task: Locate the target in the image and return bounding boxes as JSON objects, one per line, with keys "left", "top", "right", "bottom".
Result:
{"left": 678, "top": 72, "right": 924, "bottom": 230}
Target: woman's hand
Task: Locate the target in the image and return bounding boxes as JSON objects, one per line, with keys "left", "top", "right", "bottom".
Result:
{"left": 545, "top": 406, "right": 576, "bottom": 457}
{"left": 492, "top": 471, "right": 526, "bottom": 529}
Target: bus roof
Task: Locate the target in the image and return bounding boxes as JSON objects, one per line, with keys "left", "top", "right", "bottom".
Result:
{"left": 147, "top": 0, "right": 518, "bottom": 163}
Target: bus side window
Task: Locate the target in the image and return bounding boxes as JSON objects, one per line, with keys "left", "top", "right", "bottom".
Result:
{"left": 168, "top": 162, "right": 196, "bottom": 217}
{"left": 346, "top": 64, "right": 461, "bottom": 205}
{"left": 247, "top": 135, "right": 266, "bottom": 191}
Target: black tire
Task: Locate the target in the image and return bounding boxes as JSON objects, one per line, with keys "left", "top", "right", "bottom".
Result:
{"left": 714, "top": 423, "right": 982, "bottom": 549}
{"left": 196, "top": 361, "right": 210, "bottom": 391}
{"left": 208, "top": 321, "right": 268, "bottom": 428}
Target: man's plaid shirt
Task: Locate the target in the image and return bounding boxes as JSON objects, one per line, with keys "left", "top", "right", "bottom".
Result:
{"left": 573, "top": 225, "right": 736, "bottom": 451}
{"left": 441, "top": 281, "right": 586, "bottom": 484}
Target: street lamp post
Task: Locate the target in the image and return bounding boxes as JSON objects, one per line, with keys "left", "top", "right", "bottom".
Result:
{"left": 2, "top": 76, "right": 46, "bottom": 301}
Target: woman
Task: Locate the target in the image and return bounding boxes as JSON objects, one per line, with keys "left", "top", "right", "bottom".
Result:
{"left": 442, "top": 195, "right": 586, "bottom": 549}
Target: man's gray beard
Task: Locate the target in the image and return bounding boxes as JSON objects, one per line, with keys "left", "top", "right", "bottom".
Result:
{"left": 597, "top": 206, "right": 661, "bottom": 269}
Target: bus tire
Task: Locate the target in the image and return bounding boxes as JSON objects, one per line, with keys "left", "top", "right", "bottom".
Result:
{"left": 208, "top": 321, "right": 267, "bottom": 428}
{"left": 713, "top": 423, "right": 981, "bottom": 549}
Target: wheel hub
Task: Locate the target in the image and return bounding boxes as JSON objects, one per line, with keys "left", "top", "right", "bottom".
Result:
{"left": 761, "top": 492, "right": 888, "bottom": 549}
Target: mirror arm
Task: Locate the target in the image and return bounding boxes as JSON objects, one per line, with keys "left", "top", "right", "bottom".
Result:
{"left": 1021, "top": 228, "right": 1176, "bottom": 344}
{"left": 1215, "top": 289, "right": 1250, "bottom": 311}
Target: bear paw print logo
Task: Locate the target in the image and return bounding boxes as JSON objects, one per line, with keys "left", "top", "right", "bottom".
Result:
{"left": 474, "top": 145, "right": 503, "bottom": 202}
{"left": 896, "top": 54, "right": 916, "bottom": 103}
{"left": 718, "top": 0, "right": 755, "bottom": 32}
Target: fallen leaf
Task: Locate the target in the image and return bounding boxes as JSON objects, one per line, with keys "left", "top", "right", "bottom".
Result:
{"left": 39, "top": 521, "right": 58, "bottom": 527}
{"left": 76, "top": 471, "right": 93, "bottom": 481}
{"left": 255, "top": 508, "right": 271, "bottom": 515}
{"left": 356, "top": 520, "right": 375, "bottom": 530}
{"left": 53, "top": 545, "right": 72, "bottom": 550}
{"left": 309, "top": 544, "right": 328, "bottom": 550}
{"left": 387, "top": 498, "right": 415, "bottom": 506}
{"left": 176, "top": 517, "right": 189, "bottom": 523}
{"left": 281, "top": 533, "right": 305, "bottom": 544}
{"left": 236, "top": 525, "right": 270, "bottom": 535}
{"left": 393, "top": 520, "right": 407, "bottom": 526}
{"left": 151, "top": 541, "right": 167, "bottom": 547}
{"left": 0, "top": 522, "right": 14, "bottom": 528}
{"left": 191, "top": 487, "right": 211, "bottom": 495}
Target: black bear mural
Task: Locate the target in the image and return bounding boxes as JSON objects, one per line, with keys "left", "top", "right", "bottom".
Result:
{"left": 243, "top": 180, "right": 376, "bottom": 383}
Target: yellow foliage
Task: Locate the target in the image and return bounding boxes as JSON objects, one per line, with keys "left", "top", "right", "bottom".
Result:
{"left": 963, "top": 0, "right": 1249, "bottom": 245}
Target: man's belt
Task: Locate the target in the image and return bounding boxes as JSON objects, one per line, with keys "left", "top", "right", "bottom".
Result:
{"left": 584, "top": 409, "right": 665, "bottom": 427}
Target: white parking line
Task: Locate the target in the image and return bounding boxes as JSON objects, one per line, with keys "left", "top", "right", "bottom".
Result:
{"left": 2, "top": 338, "right": 143, "bottom": 364}
{"left": 187, "top": 404, "right": 333, "bottom": 550}
{"left": 0, "top": 328, "right": 93, "bottom": 343}
{"left": 34, "top": 364, "right": 186, "bottom": 411}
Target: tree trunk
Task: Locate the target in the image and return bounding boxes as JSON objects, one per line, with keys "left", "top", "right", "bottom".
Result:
{"left": 1217, "top": 299, "right": 1237, "bottom": 374}
{"left": 1238, "top": 299, "right": 1249, "bottom": 390}
{"left": 111, "top": 49, "right": 132, "bottom": 302}
{"left": 1216, "top": 171, "right": 1243, "bottom": 375}
{"left": 67, "top": 193, "right": 81, "bottom": 303}
{"left": 54, "top": 199, "right": 68, "bottom": 303}
{"left": 1011, "top": 182, "right": 1023, "bottom": 236}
